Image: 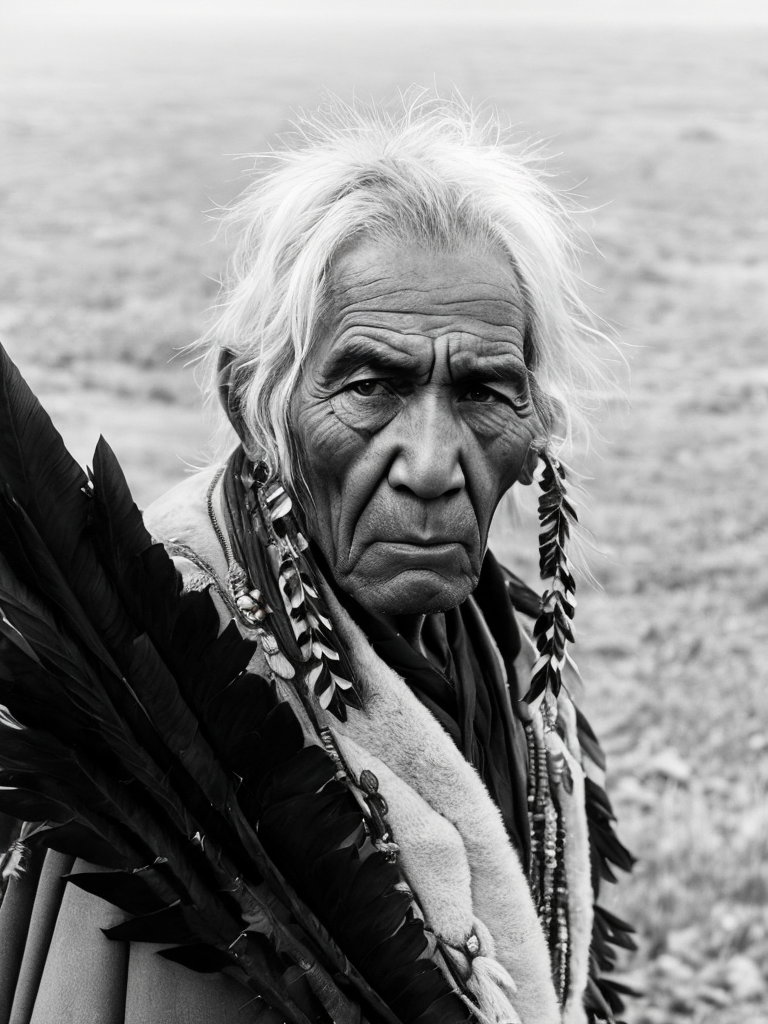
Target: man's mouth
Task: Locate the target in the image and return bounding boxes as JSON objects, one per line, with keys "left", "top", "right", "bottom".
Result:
{"left": 367, "top": 540, "right": 467, "bottom": 564}
{"left": 370, "top": 531, "right": 468, "bottom": 547}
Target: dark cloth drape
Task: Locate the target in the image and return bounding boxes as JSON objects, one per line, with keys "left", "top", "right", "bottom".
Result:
{"left": 0, "top": 854, "right": 274, "bottom": 1024}
{"left": 327, "top": 549, "right": 532, "bottom": 869}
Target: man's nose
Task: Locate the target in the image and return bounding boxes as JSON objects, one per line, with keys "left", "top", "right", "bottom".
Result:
{"left": 386, "top": 394, "right": 465, "bottom": 499}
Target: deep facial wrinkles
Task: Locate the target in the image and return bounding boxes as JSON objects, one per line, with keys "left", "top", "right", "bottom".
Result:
{"left": 339, "top": 336, "right": 490, "bottom": 561}
{"left": 291, "top": 237, "right": 536, "bottom": 618}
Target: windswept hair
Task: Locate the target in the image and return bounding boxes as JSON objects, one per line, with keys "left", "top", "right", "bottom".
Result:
{"left": 198, "top": 91, "right": 611, "bottom": 487}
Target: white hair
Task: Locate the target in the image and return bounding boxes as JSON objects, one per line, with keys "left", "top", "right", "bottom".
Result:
{"left": 198, "top": 92, "right": 612, "bottom": 487}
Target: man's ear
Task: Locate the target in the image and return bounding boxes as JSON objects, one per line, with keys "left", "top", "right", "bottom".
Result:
{"left": 217, "top": 348, "right": 250, "bottom": 445}
{"left": 217, "top": 348, "right": 236, "bottom": 414}
{"left": 517, "top": 441, "right": 540, "bottom": 486}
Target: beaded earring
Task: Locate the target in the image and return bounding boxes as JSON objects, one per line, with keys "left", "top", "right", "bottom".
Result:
{"left": 524, "top": 440, "right": 578, "bottom": 707}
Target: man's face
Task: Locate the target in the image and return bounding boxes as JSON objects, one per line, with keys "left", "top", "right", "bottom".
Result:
{"left": 290, "top": 236, "right": 538, "bottom": 617}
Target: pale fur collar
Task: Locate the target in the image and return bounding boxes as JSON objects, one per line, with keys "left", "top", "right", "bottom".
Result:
{"left": 321, "top": 583, "right": 561, "bottom": 1024}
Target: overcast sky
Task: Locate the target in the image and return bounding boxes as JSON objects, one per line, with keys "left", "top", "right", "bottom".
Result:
{"left": 7, "top": 0, "right": 768, "bottom": 27}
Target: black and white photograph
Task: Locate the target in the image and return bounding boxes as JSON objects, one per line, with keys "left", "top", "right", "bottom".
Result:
{"left": 0, "top": 2, "right": 766, "bottom": 1022}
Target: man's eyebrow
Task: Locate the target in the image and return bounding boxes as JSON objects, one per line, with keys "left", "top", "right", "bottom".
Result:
{"left": 321, "top": 338, "right": 420, "bottom": 382}
{"left": 449, "top": 349, "right": 529, "bottom": 384}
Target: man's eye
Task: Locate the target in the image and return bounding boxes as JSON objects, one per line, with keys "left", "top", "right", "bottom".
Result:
{"left": 463, "top": 385, "right": 496, "bottom": 404}
{"left": 348, "top": 379, "right": 383, "bottom": 396}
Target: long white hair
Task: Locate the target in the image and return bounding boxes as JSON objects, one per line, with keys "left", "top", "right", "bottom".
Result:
{"left": 198, "top": 92, "right": 611, "bottom": 487}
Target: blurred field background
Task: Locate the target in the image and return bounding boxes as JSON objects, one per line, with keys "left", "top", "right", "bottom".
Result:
{"left": 1, "top": 4, "right": 767, "bottom": 1021}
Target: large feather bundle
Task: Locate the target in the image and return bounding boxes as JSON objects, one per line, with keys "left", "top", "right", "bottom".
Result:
{"left": 0, "top": 345, "right": 472, "bottom": 1024}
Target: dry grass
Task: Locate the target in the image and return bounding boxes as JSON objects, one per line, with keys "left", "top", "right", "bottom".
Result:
{"left": 2, "top": 19, "right": 767, "bottom": 1020}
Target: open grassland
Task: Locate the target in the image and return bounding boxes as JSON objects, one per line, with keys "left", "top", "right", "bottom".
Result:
{"left": 1, "top": 20, "right": 767, "bottom": 1022}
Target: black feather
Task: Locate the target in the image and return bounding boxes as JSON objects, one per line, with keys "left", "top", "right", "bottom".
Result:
{"left": 0, "top": 494, "right": 125, "bottom": 677}
{"left": 576, "top": 707, "right": 607, "bottom": 772}
{"left": 64, "top": 870, "right": 166, "bottom": 916}
{"left": 167, "top": 597, "right": 254, "bottom": 714}
{"left": 0, "top": 345, "right": 89, "bottom": 560}
{"left": 389, "top": 962, "right": 455, "bottom": 1020}
{"left": 411, "top": 992, "right": 473, "bottom": 1024}
{"left": 157, "top": 943, "right": 234, "bottom": 974}
{"left": 576, "top": 705, "right": 638, "bottom": 1021}
{"left": 104, "top": 903, "right": 200, "bottom": 945}
{"left": 30, "top": 821, "right": 137, "bottom": 870}
{"left": 0, "top": 784, "right": 72, "bottom": 823}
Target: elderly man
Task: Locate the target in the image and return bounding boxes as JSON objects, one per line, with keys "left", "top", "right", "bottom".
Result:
{"left": 0, "top": 99, "right": 632, "bottom": 1024}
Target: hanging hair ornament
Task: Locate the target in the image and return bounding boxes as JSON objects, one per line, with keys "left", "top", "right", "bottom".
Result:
{"left": 214, "top": 451, "right": 361, "bottom": 720}
{"left": 524, "top": 440, "right": 578, "bottom": 707}
{"left": 248, "top": 464, "right": 360, "bottom": 720}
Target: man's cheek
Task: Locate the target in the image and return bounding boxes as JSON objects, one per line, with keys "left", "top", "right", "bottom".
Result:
{"left": 466, "top": 438, "right": 531, "bottom": 538}
{"left": 330, "top": 392, "right": 401, "bottom": 434}
{"left": 299, "top": 405, "right": 367, "bottom": 474}
{"left": 486, "top": 421, "right": 535, "bottom": 489}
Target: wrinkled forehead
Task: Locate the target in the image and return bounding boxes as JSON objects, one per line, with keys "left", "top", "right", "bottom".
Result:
{"left": 318, "top": 234, "right": 528, "bottom": 358}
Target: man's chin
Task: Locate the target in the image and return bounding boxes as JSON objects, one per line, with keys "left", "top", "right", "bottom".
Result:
{"left": 347, "top": 566, "right": 478, "bottom": 617}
